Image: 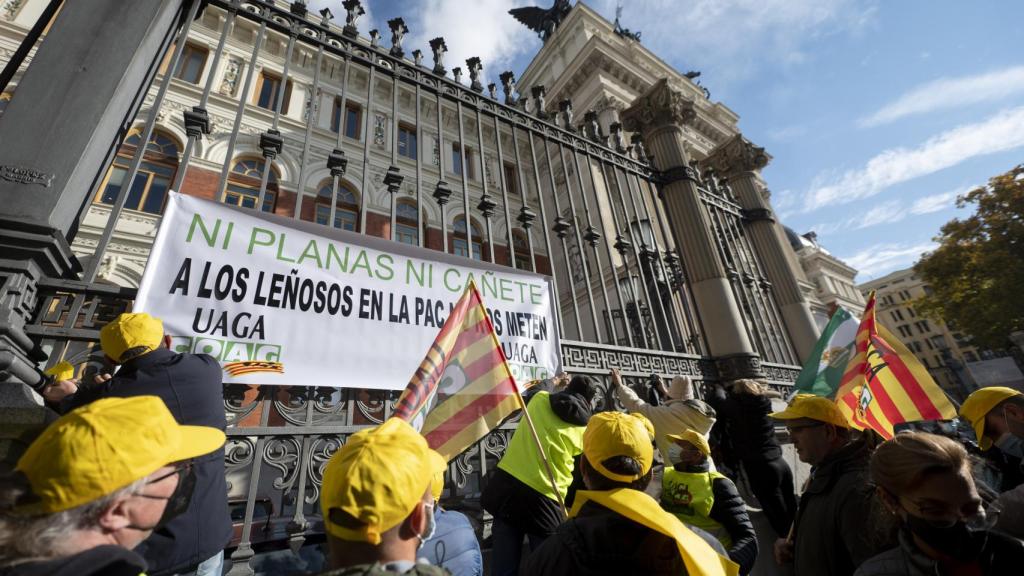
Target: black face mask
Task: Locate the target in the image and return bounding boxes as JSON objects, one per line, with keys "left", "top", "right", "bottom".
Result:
{"left": 903, "top": 513, "right": 979, "bottom": 561}
{"left": 128, "top": 466, "right": 196, "bottom": 532}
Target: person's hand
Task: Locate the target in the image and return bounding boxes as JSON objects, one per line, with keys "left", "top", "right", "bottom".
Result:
{"left": 610, "top": 368, "right": 622, "bottom": 387}
{"left": 773, "top": 538, "right": 794, "bottom": 565}
{"left": 93, "top": 373, "right": 113, "bottom": 385}
{"left": 41, "top": 378, "right": 78, "bottom": 403}
{"left": 553, "top": 372, "right": 570, "bottom": 389}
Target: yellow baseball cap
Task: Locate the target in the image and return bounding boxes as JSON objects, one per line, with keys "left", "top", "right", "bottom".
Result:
{"left": 431, "top": 470, "right": 445, "bottom": 502}
{"left": 44, "top": 361, "right": 75, "bottom": 382}
{"left": 15, "top": 396, "right": 225, "bottom": 515}
{"left": 100, "top": 312, "right": 164, "bottom": 362}
{"left": 770, "top": 393, "right": 850, "bottom": 428}
{"left": 960, "top": 387, "right": 1022, "bottom": 450}
{"left": 583, "top": 411, "right": 655, "bottom": 483}
{"left": 666, "top": 429, "right": 711, "bottom": 457}
{"left": 321, "top": 418, "right": 446, "bottom": 545}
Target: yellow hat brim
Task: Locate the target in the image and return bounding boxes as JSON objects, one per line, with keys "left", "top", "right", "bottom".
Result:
{"left": 169, "top": 426, "right": 226, "bottom": 462}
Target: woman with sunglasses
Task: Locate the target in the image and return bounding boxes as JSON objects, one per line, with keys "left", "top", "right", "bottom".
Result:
{"left": 855, "top": 431, "right": 1024, "bottom": 576}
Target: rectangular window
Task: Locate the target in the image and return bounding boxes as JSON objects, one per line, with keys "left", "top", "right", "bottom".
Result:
{"left": 451, "top": 142, "right": 463, "bottom": 177}
{"left": 345, "top": 102, "right": 362, "bottom": 140}
{"left": 503, "top": 162, "right": 520, "bottom": 196}
{"left": 907, "top": 307, "right": 916, "bottom": 317}
{"left": 255, "top": 72, "right": 290, "bottom": 114}
{"left": 398, "top": 124, "right": 417, "bottom": 160}
{"left": 174, "top": 44, "right": 208, "bottom": 84}
{"left": 396, "top": 223, "right": 418, "bottom": 245}
{"left": 331, "top": 98, "right": 343, "bottom": 133}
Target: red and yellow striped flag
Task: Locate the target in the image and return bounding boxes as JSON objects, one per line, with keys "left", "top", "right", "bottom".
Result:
{"left": 394, "top": 280, "right": 520, "bottom": 460}
{"left": 835, "top": 292, "right": 956, "bottom": 439}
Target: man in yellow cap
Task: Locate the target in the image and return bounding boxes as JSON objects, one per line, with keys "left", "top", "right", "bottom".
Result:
{"left": 661, "top": 431, "right": 757, "bottom": 575}
{"left": 769, "top": 394, "right": 878, "bottom": 576}
{"left": 0, "top": 396, "right": 225, "bottom": 576}
{"left": 525, "top": 411, "right": 739, "bottom": 576}
{"left": 317, "top": 417, "right": 449, "bottom": 575}
{"left": 39, "top": 312, "right": 231, "bottom": 576}
{"left": 960, "top": 386, "right": 1024, "bottom": 538}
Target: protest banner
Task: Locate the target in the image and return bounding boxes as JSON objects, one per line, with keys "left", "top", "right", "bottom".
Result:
{"left": 133, "top": 192, "right": 561, "bottom": 389}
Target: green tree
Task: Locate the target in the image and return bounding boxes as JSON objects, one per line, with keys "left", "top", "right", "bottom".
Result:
{"left": 914, "top": 164, "right": 1024, "bottom": 350}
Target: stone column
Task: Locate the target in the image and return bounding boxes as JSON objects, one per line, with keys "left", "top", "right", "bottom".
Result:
{"left": 0, "top": 0, "right": 190, "bottom": 467}
{"left": 703, "top": 135, "right": 820, "bottom": 363}
{"left": 621, "top": 79, "right": 762, "bottom": 379}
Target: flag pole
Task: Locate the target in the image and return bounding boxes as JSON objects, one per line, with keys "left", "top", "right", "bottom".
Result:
{"left": 470, "top": 279, "right": 569, "bottom": 518}
{"left": 513, "top": 385, "right": 570, "bottom": 518}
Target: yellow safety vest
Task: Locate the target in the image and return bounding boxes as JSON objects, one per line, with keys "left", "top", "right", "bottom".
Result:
{"left": 571, "top": 488, "right": 739, "bottom": 576}
{"left": 497, "top": 391, "right": 584, "bottom": 502}
{"left": 661, "top": 468, "right": 733, "bottom": 548}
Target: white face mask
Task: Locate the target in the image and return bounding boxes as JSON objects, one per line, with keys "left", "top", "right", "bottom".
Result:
{"left": 667, "top": 443, "right": 684, "bottom": 465}
{"left": 417, "top": 503, "right": 437, "bottom": 549}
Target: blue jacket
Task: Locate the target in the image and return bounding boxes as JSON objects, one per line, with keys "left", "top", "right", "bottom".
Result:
{"left": 419, "top": 508, "right": 482, "bottom": 576}
{"left": 62, "top": 347, "right": 232, "bottom": 575}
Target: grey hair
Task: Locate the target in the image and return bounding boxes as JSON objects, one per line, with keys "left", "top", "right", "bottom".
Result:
{"left": 0, "top": 473, "right": 147, "bottom": 565}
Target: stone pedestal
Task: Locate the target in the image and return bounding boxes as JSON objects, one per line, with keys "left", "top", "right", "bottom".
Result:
{"left": 0, "top": 0, "right": 190, "bottom": 468}
{"left": 703, "top": 135, "right": 820, "bottom": 363}
{"left": 622, "top": 79, "right": 762, "bottom": 379}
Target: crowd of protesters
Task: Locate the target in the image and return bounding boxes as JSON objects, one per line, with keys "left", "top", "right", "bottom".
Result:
{"left": 2, "top": 312, "right": 1024, "bottom": 575}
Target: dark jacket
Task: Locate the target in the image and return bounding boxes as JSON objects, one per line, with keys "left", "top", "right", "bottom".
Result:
{"left": 792, "top": 438, "right": 881, "bottom": 576}
{"left": 523, "top": 500, "right": 688, "bottom": 576}
{"left": 61, "top": 348, "right": 232, "bottom": 575}
{"left": 678, "top": 461, "right": 758, "bottom": 575}
{"left": 318, "top": 562, "right": 450, "bottom": 576}
{"left": 481, "top": 389, "right": 592, "bottom": 535}
{"left": 853, "top": 528, "right": 1024, "bottom": 576}
{"left": 983, "top": 444, "right": 1024, "bottom": 492}
{"left": 728, "top": 393, "right": 783, "bottom": 462}
{"left": 0, "top": 545, "right": 146, "bottom": 576}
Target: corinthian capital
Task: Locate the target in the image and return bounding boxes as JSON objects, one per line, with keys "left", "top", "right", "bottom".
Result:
{"left": 620, "top": 78, "right": 697, "bottom": 137}
{"left": 703, "top": 134, "right": 772, "bottom": 177}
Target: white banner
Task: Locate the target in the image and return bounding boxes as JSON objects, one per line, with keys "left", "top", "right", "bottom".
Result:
{"left": 134, "top": 192, "right": 561, "bottom": 389}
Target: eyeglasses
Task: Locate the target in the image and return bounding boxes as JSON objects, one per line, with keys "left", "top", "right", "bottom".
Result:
{"left": 786, "top": 422, "right": 825, "bottom": 433}
{"left": 135, "top": 463, "right": 191, "bottom": 500}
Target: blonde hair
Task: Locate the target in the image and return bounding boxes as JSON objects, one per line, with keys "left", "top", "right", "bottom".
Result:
{"left": 870, "top": 432, "right": 969, "bottom": 496}
{"left": 730, "top": 379, "right": 781, "bottom": 399}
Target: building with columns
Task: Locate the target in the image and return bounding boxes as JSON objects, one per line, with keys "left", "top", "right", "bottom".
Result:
{"left": 785, "top": 228, "right": 865, "bottom": 327}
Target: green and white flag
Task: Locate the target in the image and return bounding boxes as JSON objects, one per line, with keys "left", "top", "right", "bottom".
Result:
{"left": 793, "top": 306, "right": 859, "bottom": 398}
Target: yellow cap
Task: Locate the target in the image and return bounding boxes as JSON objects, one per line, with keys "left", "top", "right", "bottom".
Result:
{"left": 15, "top": 396, "right": 225, "bottom": 515}
{"left": 100, "top": 312, "right": 164, "bottom": 362}
{"left": 321, "top": 418, "right": 446, "bottom": 545}
{"left": 44, "top": 361, "right": 75, "bottom": 382}
{"left": 431, "top": 470, "right": 445, "bottom": 502}
{"left": 582, "top": 411, "right": 655, "bottom": 483}
{"left": 666, "top": 430, "right": 710, "bottom": 457}
{"left": 960, "top": 386, "right": 1022, "bottom": 450}
{"left": 770, "top": 393, "right": 850, "bottom": 428}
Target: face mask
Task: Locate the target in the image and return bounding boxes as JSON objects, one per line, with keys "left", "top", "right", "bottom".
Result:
{"left": 128, "top": 466, "right": 196, "bottom": 533}
{"left": 995, "top": 432, "right": 1024, "bottom": 459}
{"left": 417, "top": 503, "right": 436, "bottom": 549}
{"left": 902, "top": 513, "right": 979, "bottom": 561}
{"left": 667, "top": 444, "right": 684, "bottom": 465}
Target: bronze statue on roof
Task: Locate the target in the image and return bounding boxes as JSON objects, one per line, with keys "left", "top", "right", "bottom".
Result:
{"left": 509, "top": 0, "right": 573, "bottom": 43}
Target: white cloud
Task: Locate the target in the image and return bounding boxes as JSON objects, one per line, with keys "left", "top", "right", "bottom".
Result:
{"left": 802, "top": 106, "right": 1024, "bottom": 213}
{"left": 859, "top": 65, "right": 1024, "bottom": 127}
{"left": 842, "top": 241, "right": 937, "bottom": 281}
{"left": 589, "top": 0, "right": 875, "bottom": 87}
{"left": 910, "top": 186, "right": 970, "bottom": 215}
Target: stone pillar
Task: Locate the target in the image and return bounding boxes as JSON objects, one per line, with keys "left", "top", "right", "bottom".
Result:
{"left": 621, "top": 79, "right": 762, "bottom": 379}
{"left": 0, "top": 0, "right": 190, "bottom": 468}
{"left": 703, "top": 135, "right": 820, "bottom": 363}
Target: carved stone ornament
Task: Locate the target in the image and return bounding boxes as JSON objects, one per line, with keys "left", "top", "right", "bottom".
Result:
{"left": 702, "top": 134, "right": 772, "bottom": 177}
{"left": 620, "top": 78, "right": 697, "bottom": 137}
{"left": 714, "top": 352, "right": 764, "bottom": 380}
{"left": 0, "top": 165, "right": 53, "bottom": 187}
{"left": 219, "top": 57, "right": 242, "bottom": 96}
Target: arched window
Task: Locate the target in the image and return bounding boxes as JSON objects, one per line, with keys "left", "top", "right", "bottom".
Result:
{"left": 512, "top": 229, "right": 532, "bottom": 271}
{"left": 452, "top": 216, "right": 482, "bottom": 260}
{"left": 315, "top": 181, "right": 359, "bottom": 231}
{"left": 225, "top": 158, "right": 277, "bottom": 212}
{"left": 395, "top": 200, "right": 421, "bottom": 245}
{"left": 94, "top": 129, "right": 179, "bottom": 215}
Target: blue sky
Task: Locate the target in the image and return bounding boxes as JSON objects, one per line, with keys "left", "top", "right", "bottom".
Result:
{"left": 311, "top": 0, "right": 1024, "bottom": 281}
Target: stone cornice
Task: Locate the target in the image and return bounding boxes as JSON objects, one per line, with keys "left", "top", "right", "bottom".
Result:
{"left": 620, "top": 78, "right": 696, "bottom": 136}
{"left": 702, "top": 134, "right": 772, "bottom": 176}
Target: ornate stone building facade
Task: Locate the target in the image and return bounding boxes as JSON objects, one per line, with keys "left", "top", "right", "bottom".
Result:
{"left": 785, "top": 228, "right": 864, "bottom": 327}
